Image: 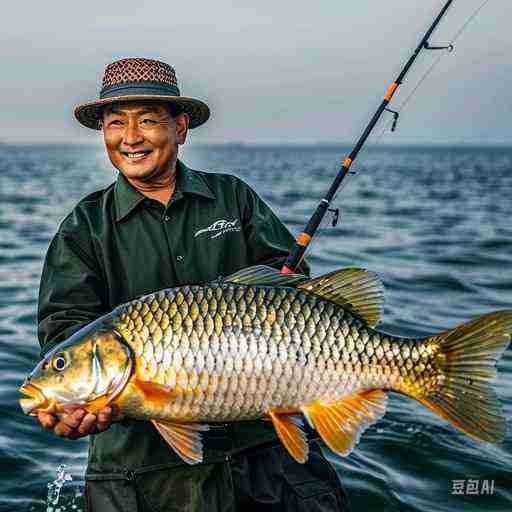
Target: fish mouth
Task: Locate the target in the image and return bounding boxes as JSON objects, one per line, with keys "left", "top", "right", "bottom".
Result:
{"left": 19, "top": 383, "right": 52, "bottom": 416}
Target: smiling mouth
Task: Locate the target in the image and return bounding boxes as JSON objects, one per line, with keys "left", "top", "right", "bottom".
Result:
{"left": 121, "top": 150, "right": 153, "bottom": 160}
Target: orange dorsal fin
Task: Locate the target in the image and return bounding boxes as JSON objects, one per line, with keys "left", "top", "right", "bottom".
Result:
{"left": 268, "top": 411, "right": 309, "bottom": 464}
{"left": 151, "top": 420, "right": 209, "bottom": 465}
{"left": 301, "top": 390, "right": 388, "bottom": 456}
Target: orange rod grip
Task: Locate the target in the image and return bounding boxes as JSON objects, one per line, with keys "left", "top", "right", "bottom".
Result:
{"left": 343, "top": 157, "right": 353, "bottom": 169}
{"left": 297, "top": 233, "right": 312, "bottom": 247}
{"left": 384, "top": 82, "right": 398, "bottom": 102}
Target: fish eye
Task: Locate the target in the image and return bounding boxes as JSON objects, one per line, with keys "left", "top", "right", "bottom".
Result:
{"left": 52, "top": 355, "right": 68, "bottom": 372}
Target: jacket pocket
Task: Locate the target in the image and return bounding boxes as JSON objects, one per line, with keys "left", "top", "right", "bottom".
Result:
{"left": 282, "top": 443, "right": 349, "bottom": 511}
{"left": 134, "top": 464, "right": 220, "bottom": 512}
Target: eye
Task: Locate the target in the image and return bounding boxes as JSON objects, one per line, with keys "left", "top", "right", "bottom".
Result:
{"left": 52, "top": 354, "right": 68, "bottom": 371}
{"left": 107, "top": 119, "right": 124, "bottom": 127}
{"left": 141, "top": 118, "right": 158, "bottom": 125}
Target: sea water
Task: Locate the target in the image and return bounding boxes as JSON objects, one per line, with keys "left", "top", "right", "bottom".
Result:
{"left": 1, "top": 143, "right": 511, "bottom": 511}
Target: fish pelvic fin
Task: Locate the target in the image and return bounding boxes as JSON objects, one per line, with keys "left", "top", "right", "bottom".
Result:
{"left": 297, "top": 268, "right": 384, "bottom": 327}
{"left": 268, "top": 411, "right": 309, "bottom": 464}
{"left": 417, "top": 310, "right": 512, "bottom": 443}
{"left": 301, "top": 390, "right": 388, "bottom": 456}
{"left": 151, "top": 420, "right": 209, "bottom": 465}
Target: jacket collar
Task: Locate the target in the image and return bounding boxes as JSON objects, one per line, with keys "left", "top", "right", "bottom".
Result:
{"left": 114, "top": 159, "right": 215, "bottom": 222}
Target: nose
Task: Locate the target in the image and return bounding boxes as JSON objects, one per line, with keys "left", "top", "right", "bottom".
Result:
{"left": 123, "top": 120, "right": 144, "bottom": 146}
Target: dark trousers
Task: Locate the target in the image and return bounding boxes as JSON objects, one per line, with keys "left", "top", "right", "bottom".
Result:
{"left": 86, "top": 441, "right": 350, "bottom": 512}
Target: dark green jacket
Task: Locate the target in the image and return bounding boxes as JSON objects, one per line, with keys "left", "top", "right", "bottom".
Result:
{"left": 38, "top": 160, "right": 308, "bottom": 478}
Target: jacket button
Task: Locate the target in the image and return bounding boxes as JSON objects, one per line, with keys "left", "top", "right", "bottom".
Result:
{"left": 164, "top": 215, "right": 171, "bottom": 222}
{"left": 176, "top": 255, "right": 184, "bottom": 262}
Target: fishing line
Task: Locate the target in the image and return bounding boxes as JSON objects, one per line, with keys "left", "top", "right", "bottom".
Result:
{"left": 283, "top": 0, "right": 493, "bottom": 273}
{"left": 301, "top": 164, "right": 347, "bottom": 264}
{"left": 451, "top": 0, "right": 491, "bottom": 43}
{"left": 333, "top": 0, "right": 493, "bottom": 183}
{"left": 366, "top": 0, "right": 493, "bottom": 142}
{"left": 398, "top": 0, "right": 492, "bottom": 114}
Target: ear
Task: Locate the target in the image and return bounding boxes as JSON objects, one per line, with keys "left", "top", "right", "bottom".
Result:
{"left": 175, "top": 112, "right": 189, "bottom": 145}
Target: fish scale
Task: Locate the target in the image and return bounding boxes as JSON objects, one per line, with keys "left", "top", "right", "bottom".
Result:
{"left": 113, "top": 283, "right": 396, "bottom": 422}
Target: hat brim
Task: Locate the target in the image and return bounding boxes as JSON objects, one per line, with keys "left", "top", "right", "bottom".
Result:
{"left": 74, "top": 95, "right": 210, "bottom": 130}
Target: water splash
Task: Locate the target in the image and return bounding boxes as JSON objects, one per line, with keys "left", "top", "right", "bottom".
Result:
{"left": 44, "top": 465, "right": 84, "bottom": 512}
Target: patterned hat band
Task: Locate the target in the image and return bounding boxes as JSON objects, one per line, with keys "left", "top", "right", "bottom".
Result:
{"left": 100, "top": 82, "right": 181, "bottom": 100}
{"left": 74, "top": 58, "right": 210, "bottom": 130}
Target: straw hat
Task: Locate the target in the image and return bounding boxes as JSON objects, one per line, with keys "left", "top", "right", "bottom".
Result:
{"left": 74, "top": 58, "right": 210, "bottom": 130}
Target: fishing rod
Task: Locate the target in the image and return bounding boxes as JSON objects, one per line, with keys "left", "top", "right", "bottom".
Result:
{"left": 281, "top": 0, "right": 457, "bottom": 274}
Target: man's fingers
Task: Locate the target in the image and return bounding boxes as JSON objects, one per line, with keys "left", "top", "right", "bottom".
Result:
{"left": 54, "top": 415, "right": 96, "bottom": 439}
{"left": 54, "top": 422, "right": 75, "bottom": 438}
{"left": 38, "top": 411, "right": 57, "bottom": 430}
{"left": 61, "top": 409, "right": 87, "bottom": 429}
{"left": 77, "top": 413, "right": 98, "bottom": 435}
{"left": 66, "top": 429, "right": 87, "bottom": 440}
{"left": 39, "top": 407, "right": 114, "bottom": 438}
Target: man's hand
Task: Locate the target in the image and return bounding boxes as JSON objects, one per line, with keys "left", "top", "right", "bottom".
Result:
{"left": 37, "top": 406, "right": 120, "bottom": 439}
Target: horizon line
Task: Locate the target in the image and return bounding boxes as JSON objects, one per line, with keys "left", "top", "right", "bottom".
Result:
{"left": 2, "top": 140, "right": 512, "bottom": 149}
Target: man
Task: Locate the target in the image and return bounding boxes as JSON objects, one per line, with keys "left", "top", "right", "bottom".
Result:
{"left": 37, "top": 58, "right": 349, "bottom": 511}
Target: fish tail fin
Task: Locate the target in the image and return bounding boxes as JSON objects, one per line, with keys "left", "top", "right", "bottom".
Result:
{"left": 417, "top": 310, "right": 512, "bottom": 443}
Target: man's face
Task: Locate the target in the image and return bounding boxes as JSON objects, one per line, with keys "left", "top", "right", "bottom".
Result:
{"left": 102, "top": 101, "right": 188, "bottom": 182}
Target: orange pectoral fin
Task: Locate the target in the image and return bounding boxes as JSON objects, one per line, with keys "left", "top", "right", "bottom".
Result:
{"left": 301, "top": 390, "right": 388, "bottom": 456}
{"left": 151, "top": 420, "right": 209, "bottom": 465}
{"left": 83, "top": 380, "right": 178, "bottom": 416}
{"left": 133, "top": 379, "right": 180, "bottom": 408}
{"left": 268, "top": 411, "right": 309, "bottom": 464}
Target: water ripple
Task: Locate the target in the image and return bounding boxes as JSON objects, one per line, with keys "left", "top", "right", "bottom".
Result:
{"left": 2, "top": 144, "right": 512, "bottom": 511}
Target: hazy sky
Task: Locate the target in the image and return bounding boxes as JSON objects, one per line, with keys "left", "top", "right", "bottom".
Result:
{"left": 1, "top": 0, "right": 510, "bottom": 144}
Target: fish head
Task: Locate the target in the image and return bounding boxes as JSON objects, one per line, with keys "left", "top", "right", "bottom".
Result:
{"left": 19, "top": 329, "right": 133, "bottom": 416}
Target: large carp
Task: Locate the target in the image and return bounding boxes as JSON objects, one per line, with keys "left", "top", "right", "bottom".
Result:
{"left": 19, "top": 266, "right": 511, "bottom": 464}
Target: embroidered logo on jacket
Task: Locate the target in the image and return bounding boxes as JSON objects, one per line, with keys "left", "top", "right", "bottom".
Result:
{"left": 194, "top": 219, "right": 241, "bottom": 239}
